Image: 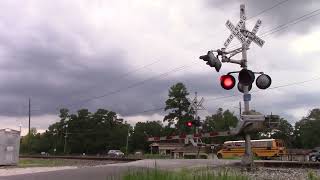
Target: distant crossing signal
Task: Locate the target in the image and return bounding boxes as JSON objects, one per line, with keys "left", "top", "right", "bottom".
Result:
{"left": 186, "top": 121, "right": 193, "bottom": 127}
{"left": 186, "top": 120, "right": 201, "bottom": 127}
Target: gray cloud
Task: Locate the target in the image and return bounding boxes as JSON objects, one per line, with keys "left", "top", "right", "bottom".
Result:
{"left": 205, "top": 0, "right": 320, "bottom": 35}
{"left": 0, "top": 0, "right": 318, "bottom": 132}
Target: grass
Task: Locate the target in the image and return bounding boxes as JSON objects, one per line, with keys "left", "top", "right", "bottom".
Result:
{"left": 121, "top": 167, "right": 249, "bottom": 180}
{"left": 18, "top": 158, "right": 68, "bottom": 167}
{"left": 308, "top": 171, "right": 320, "bottom": 180}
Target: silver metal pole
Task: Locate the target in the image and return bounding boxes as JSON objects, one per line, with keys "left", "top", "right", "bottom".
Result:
{"left": 195, "top": 92, "right": 198, "bottom": 137}
{"left": 126, "top": 126, "right": 129, "bottom": 156}
{"left": 64, "top": 125, "right": 68, "bottom": 154}
{"left": 240, "top": 4, "right": 253, "bottom": 167}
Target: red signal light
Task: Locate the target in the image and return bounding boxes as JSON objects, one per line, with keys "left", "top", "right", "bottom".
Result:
{"left": 220, "top": 75, "right": 236, "bottom": 90}
{"left": 186, "top": 121, "right": 193, "bottom": 127}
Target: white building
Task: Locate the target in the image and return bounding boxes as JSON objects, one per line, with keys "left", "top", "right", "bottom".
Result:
{"left": 0, "top": 129, "right": 20, "bottom": 165}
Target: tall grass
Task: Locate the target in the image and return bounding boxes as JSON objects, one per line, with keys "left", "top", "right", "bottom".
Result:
{"left": 122, "top": 168, "right": 249, "bottom": 180}
{"left": 308, "top": 171, "right": 320, "bottom": 180}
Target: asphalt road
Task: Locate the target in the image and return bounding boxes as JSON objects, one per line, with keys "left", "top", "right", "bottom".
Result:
{"left": 1, "top": 159, "right": 238, "bottom": 180}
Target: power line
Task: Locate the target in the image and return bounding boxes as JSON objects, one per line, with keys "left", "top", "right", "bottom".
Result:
{"left": 247, "top": 0, "right": 291, "bottom": 20}
{"left": 227, "top": 7, "right": 320, "bottom": 49}
{"left": 207, "top": 76, "right": 320, "bottom": 102}
{"left": 210, "top": 0, "right": 291, "bottom": 39}
{"left": 121, "top": 76, "right": 320, "bottom": 117}
{"left": 45, "top": 0, "right": 297, "bottom": 112}
{"left": 65, "top": 64, "right": 195, "bottom": 110}
{"left": 69, "top": 59, "right": 161, "bottom": 98}
{"left": 57, "top": 4, "right": 320, "bottom": 113}
{"left": 31, "top": 1, "right": 318, "bottom": 119}
{"left": 260, "top": 8, "right": 320, "bottom": 37}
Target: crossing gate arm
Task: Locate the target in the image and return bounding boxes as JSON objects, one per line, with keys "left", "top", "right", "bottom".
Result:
{"left": 147, "top": 130, "right": 234, "bottom": 142}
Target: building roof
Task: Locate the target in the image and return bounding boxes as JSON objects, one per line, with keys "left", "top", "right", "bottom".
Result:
{"left": 0, "top": 129, "right": 20, "bottom": 134}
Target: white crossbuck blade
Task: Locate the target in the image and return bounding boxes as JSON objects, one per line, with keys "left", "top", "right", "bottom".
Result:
{"left": 224, "top": 15, "right": 247, "bottom": 47}
{"left": 224, "top": 17, "right": 265, "bottom": 48}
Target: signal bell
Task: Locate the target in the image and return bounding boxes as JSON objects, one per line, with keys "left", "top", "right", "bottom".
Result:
{"left": 220, "top": 75, "right": 236, "bottom": 90}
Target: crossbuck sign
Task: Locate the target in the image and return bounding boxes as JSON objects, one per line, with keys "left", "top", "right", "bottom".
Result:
{"left": 224, "top": 6, "right": 265, "bottom": 48}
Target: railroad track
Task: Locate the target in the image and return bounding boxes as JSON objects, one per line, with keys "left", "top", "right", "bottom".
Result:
{"left": 19, "top": 156, "right": 320, "bottom": 168}
{"left": 20, "top": 155, "right": 141, "bottom": 162}
{"left": 254, "top": 160, "right": 320, "bottom": 168}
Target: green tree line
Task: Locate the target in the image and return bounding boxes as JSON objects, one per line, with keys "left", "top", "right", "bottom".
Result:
{"left": 20, "top": 83, "right": 320, "bottom": 154}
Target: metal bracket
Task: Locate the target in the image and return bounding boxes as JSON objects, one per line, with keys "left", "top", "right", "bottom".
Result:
{"left": 212, "top": 47, "right": 248, "bottom": 67}
{"left": 227, "top": 71, "right": 240, "bottom": 75}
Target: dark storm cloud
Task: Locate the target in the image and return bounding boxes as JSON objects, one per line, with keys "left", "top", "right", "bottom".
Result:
{"left": 206, "top": 0, "right": 320, "bottom": 34}
{"left": 0, "top": 21, "right": 133, "bottom": 117}
{"left": 0, "top": 0, "right": 318, "bottom": 132}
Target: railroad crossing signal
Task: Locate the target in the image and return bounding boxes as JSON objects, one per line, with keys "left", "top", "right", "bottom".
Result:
{"left": 198, "top": 4, "right": 273, "bottom": 167}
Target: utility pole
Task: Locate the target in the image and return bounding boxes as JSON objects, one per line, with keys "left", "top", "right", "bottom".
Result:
{"left": 28, "top": 98, "right": 31, "bottom": 153}
{"left": 28, "top": 98, "right": 31, "bottom": 136}
{"left": 194, "top": 92, "right": 198, "bottom": 137}
{"left": 240, "top": 4, "right": 253, "bottom": 168}
{"left": 64, "top": 124, "right": 68, "bottom": 154}
{"left": 239, "top": 101, "right": 242, "bottom": 117}
{"left": 126, "top": 126, "right": 129, "bottom": 156}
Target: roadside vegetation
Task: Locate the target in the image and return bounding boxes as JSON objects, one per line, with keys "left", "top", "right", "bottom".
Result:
{"left": 19, "top": 158, "right": 67, "bottom": 167}
{"left": 19, "top": 82, "right": 320, "bottom": 156}
{"left": 120, "top": 167, "right": 320, "bottom": 180}
{"left": 308, "top": 171, "right": 320, "bottom": 180}
{"left": 122, "top": 168, "right": 249, "bottom": 180}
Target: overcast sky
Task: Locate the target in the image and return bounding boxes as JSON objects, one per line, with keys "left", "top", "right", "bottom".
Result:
{"left": 0, "top": 0, "right": 319, "bottom": 135}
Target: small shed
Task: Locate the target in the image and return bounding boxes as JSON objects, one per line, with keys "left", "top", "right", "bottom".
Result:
{"left": 149, "top": 143, "right": 184, "bottom": 157}
{"left": 0, "top": 129, "right": 20, "bottom": 165}
{"left": 280, "top": 149, "right": 312, "bottom": 162}
{"left": 172, "top": 145, "right": 211, "bottom": 159}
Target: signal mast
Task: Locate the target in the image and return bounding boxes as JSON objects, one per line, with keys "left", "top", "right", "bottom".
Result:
{"left": 199, "top": 4, "right": 271, "bottom": 167}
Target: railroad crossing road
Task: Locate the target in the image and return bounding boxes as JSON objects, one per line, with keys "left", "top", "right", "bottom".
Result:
{"left": 1, "top": 159, "right": 238, "bottom": 180}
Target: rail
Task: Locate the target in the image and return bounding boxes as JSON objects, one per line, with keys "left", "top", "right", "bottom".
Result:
{"left": 255, "top": 160, "right": 320, "bottom": 168}
{"left": 19, "top": 155, "right": 141, "bottom": 162}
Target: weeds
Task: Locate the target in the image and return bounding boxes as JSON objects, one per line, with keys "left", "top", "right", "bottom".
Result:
{"left": 122, "top": 167, "right": 249, "bottom": 180}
